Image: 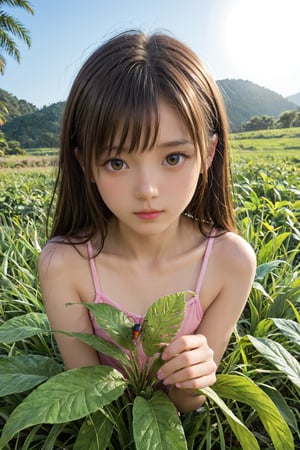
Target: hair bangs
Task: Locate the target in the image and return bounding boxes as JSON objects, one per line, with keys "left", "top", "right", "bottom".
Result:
{"left": 93, "top": 67, "right": 160, "bottom": 164}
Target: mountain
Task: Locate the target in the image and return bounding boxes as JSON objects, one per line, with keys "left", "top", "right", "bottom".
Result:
{"left": 0, "top": 88, "right": 37, "bottom": 122}
{"left": 1, "top": 80, "right": 299, "bottom": 147}
{"left": 287, "top": 92, "right": 300, "bottom": 107}
{"left": 217, "top": 79, "right": 298, "bottom": 131}
{"left": 2, "top": 102, "right": 64, "bottom": 148}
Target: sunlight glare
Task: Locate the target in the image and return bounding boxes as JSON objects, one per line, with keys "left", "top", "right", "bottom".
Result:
{"left": 224, "top": 0, "right": 299, "bottom": 94}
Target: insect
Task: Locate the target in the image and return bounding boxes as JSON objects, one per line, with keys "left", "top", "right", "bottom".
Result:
{"left": 132, "top": 323, "right": 142, "bottom": 340}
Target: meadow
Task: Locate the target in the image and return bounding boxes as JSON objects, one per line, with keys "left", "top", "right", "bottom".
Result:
{"left": 0, "top": 128, "right": 299, "bottom": 449}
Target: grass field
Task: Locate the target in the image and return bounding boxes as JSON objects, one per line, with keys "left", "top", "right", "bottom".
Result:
{"left": 231, "top": 127, "right": 300, "bottom": 152}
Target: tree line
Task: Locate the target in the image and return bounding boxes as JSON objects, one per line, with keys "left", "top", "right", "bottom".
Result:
{"left": 0, "top": 101, "right": 64, "bottom": 154}
{"left": 242, "top": 109, "right": 300, "bottom": 131}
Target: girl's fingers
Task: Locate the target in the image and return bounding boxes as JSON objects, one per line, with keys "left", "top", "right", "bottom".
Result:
{"left": 157, "top": 334, "right": 217, "bottom": 388}
{"left": 159, "top": 339, "right": 215, "bottom": 375}
{"left": 161, "top": 334, "right": 208, "bottom": 361}
{"left": 159, "top": 346, "right": 211, "bottom": 377}
{"left": 175, "top": 372, "right": 217, "bottom": 390}
{"left": 158, "top": 357, "right": 216, "bottom": 386}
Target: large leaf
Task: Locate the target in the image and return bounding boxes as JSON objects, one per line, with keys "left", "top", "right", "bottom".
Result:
{"left": 199, "top": 386, "right": 260, "bottom": 450}
{"left": 0, "top": 312, "right": 50, "bottom": 343}
{"left": 74, "top": 410, "right": 114, "bottom": 450}
{"left": 58, "top": 330, "right": 131, "bottom": 367}
{"left": 254, "top": 260, "right": 285, "bottom": 282}
{"left": 212, "top": 373, "right": 294, "bottom": 450}
{"left": 133, "top": 391, "right": 187, "bottom": 450}
{"left": 0, "top": 355, "right": 61, "bottom": 396}
{"left": 0, "top": 366, "right": 127, "bottom": 448}
{"left": 249, "top": 335, "right": 300, "bottom": 389}
{"left": 80, "top": 302, "right": 134, "bottom": 351}
{"left": 260, "top": 384, "right": 299, "bottom": 433}
{"left": 141, "top": 292, "right": 187, "bottom": 356}
{"left": 271, "top": 318, "right": 300, "bottom": 347}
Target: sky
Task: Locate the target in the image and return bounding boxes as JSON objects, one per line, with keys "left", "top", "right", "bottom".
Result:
{"left": 1, "top": 0, "right": 299, "bottom": 108}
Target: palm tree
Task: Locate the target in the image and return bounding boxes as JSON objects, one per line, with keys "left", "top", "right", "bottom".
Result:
{"left": 0, "top": 0, "right": 34, "bottom": 74}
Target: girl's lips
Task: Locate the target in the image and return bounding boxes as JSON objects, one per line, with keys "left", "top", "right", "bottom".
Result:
{"left": 134, "top": 210, "right": 163, "bottom": 220}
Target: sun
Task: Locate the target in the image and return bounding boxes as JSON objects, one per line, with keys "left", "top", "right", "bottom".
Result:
{"left": 223, "top": 0, "right": 300, "bottom": 95}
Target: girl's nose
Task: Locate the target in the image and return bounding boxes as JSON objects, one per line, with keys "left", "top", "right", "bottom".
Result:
{"left": 135, "top": 172, "right": 159, "bottom": 200}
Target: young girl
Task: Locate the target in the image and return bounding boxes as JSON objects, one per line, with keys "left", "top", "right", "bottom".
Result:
{"left": 39, "top": 30, "right": 256, "bottom": 413}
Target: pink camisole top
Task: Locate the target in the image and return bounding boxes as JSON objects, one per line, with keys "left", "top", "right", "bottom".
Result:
{"left": 87, "top": 228, "right": 216, "bottom": 374}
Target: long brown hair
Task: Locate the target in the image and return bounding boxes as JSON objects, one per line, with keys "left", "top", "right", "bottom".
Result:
{"left": 48, "top": 30, "right": 236, "bottom": 248}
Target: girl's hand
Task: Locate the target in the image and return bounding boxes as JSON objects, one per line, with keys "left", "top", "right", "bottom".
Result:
{"left": 157, "top": 334, "right": 217, "bottom": 390}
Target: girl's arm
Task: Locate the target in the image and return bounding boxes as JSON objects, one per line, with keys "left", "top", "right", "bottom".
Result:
{"left": 157, "top": 234, "right": 256, "bottom": 413}
{"left": 38, "top": 243, "right": 100, "bottom": 369}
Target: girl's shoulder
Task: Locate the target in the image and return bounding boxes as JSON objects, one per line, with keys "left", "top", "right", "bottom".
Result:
{"left": 38, "top": 238, "right": 88, "bottom": 279}
{"left": 213, "top": 230, "right": 256, "bottom": 276}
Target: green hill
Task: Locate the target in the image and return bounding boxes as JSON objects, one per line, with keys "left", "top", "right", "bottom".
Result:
{"left": 287, "top": 92, "right": 300, "bottom": 107}
{"left": 218, "top": 79, "right": 298, "bottom": 131}
{"left": 2, "top": 102, "right": 64, "bottom": 148}
{"left": 0, "top": 89, "right": 37, "bottom": 122}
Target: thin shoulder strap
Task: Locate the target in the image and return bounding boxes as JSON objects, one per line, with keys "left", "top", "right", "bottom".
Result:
{"left": 87, "top": 241, "right": 101, "bottom": 294}
{"left": 195, "top": 228, "right": 216, "bottom": 295}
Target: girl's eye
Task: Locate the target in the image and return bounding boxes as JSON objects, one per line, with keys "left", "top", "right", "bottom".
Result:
{"left": 106, "top": 159, "right": 127, "bottom": 171}
{"left": 165, "top": 153, "right": 186, "bottom": 166}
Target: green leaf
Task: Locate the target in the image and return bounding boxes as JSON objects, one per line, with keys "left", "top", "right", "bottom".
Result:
{"left": 252, "top": 281, "right": 273, "bottom": 299}
{"left": 40, "top": 423, "right": 68, "bottom": 449}
{"left": 80, "top": 302, "right": 134, "bottom": 351}
{"left": 260, "top": 384, "right": 299, "bottom": 433}
{"left": 255, "top": 260, "right": 285, "bottom": 282}
{"left": 254, "top": 318, "right": 273, "bottom": 337}
{"left": 141, "top": 292, "right": 187, "bottom": 356}
{"left": 0, "top": 366, "right": 127, "bottom": 448}
{"left": 57, "top": 330, "right": 131, "bottom": 367}
{"left": 212, "top": 373, "right": 294, "bottom": 450}
{"left": 286, "top": 300, "right": 300, "bottom": 324}
{"left": 258, "top": 233, "right": 290, "bottom": 261}
{"left": 74, "top": 410, "right": 114, "bottom": 450}
{"left": 0, "top": 312, "right": 50, "bottom": 343}
{"left": 0, "top": 355, "right": 61, "bottom": 396}
{"left": 271, "top": 318, "right": 300, "bottom": 347}
{"left": 249, "top": 336, "right": 300, "bottom": 389}
{"left": 133, "top": 392, "right": 187, "bottom": 450}
{"left": 199, "top": 386, "right": 260, "bottom": 450}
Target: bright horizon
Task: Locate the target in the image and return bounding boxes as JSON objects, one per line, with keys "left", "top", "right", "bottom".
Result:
{"left": 1, "top": 0, "right": 299, "bottom": 108}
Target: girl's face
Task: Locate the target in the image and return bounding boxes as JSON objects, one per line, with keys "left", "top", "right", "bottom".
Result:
{"left": 93, "top": 98, "right": 204, "bottom": 237}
